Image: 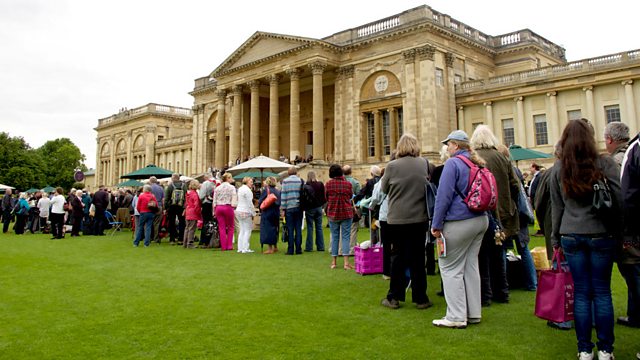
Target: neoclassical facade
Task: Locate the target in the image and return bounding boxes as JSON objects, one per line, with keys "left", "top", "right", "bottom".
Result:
{"left": 94, "top": 103, "right": 193, "bottom": 187}
{"left": 95, "top": 5, "right": 640, "bottom": 186}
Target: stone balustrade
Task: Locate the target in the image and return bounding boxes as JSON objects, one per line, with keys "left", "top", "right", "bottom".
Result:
{"left": 193, "top": 76, "right": 217, "bottom": 92}
{"left": 156, "top": 135, "right": 192, "bottom": 148}
{"left": 97, "top": 103, "right": 192, "bottom": 127}
{"left": 456, "top": 49, "right": 640, "bottom": 94}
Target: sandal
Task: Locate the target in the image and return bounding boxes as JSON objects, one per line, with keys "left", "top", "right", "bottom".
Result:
{"left": 330, "top": 264, "right": 337, "bottom": 269}
{"left": 344, "top": 264, "right": 354, "bottom": 270}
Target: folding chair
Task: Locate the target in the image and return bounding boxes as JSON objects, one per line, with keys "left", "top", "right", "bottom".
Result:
{"left": 105, "top": 210, "right": 123, "bottom": 236}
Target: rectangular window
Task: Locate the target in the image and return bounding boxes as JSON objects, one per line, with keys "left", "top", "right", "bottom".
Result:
{"left": 472, "top": 122, "right": 483, "bottom": 130}
{"left": 567, "top": 110, "right": 582, "bottom": 121}
{"left": 382, "top": 111, "right": 390, "bottom": 156}
{"left": 502, "top": 118, "right": 515, "bottom": 146}
{"left": 454, "top": 74, "right": 462, "bottom": 84}
{"left": 534, "top": 114, "right": 548, "bottom": 145}
{"left": 605, "top": 105, "right": 621, "bottom": 123}
{"left": 367, "top": 113, "right": 375, "bottom": 157}
{"left": 397, "top": 108, "right": 404, "bottom": 137}
{"left": 435, "top": 68, "right": 444, "bottom": 86}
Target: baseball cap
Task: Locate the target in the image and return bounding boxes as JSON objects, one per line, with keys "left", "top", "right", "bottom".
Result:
{"left": 441, "top": 130, "right": 469, "bottom": 144}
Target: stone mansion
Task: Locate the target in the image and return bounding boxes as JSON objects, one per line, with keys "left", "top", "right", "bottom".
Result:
{"left": 94, "top": 4, "right": 640, "bottom": 187}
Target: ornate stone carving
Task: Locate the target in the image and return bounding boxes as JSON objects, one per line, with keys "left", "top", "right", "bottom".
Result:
{"left": 417, "top": 45, "right": 436, "bottom": 61}
{"left": 285, "top": 68, "right": 301, "bottom": 81}
{"left": 266, "top": 74, "right": 281, "bottom": 84}
{"left": 457, "top": 105, "right": 464, "bottom": 111}
{"left": 546, "top": 91, "right": 557, "bottom": 97}
{"left": 247, "top": 80, "right": 261, "bottom": 91}
{"left": 582, "top": 86, "right": 593, "bottom": 92}
{"left": 145, "top": 124, "right": 156, "bottom": 133}
{"left": 374, "top": 75, "right": 389, "bottom": 92}
{"left": 336, "top": 65, "right": 354, "bottom": 79}
{"left": 483, "top": 101, "right": 492, "bottom": 107}
{"left": 232, "top": 84, "right": 243, "bottom": 95}
{"left": 622, "top": 79, "right": 634, "bottom": 86}
{"left": 402, "top": 49, "right": 416, "bottom": 63}
{"left": 514, "top": 96, "right": 524, "bottom": 102}
{"left": 445, "top": 53, "right": 455, "bottom": 67}
{"left": 309, "top": 61, "right": 326, "bottom": 75}
{"left": 217, "top": 89, "right": 227, "bottom": 101}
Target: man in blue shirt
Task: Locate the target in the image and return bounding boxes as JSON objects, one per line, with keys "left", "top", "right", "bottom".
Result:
{"left": 281, "top": 167, "right": 304, "bottom": 255}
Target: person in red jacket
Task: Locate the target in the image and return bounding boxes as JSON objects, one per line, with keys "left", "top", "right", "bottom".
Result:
{"left": 183, "top": 180, "right": 202, "bottom": 248}
{"left": 134, "top": 185, "right": 158, "bottom": 247}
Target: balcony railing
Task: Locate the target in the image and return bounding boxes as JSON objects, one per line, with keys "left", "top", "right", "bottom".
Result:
{"left": 456, "top": 49, "right": 640, "bottom": 94}
{"left": 98, "top": 103, "right": 192, "bottom": 127}
{"left": 156, "top": 135, "right": 192, "bottom": 148}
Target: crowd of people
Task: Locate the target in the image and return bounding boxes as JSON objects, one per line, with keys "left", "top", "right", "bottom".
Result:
{"left": 1, "top": 119, "right": 639, "bottom": 359}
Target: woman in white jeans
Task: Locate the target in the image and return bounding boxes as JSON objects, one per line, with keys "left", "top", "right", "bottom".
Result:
{"left": 235, "top": 177, "right": 255, "bottom": 253}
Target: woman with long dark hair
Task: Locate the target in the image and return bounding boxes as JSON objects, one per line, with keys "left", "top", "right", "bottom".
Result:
{"left": 550, "top": 119, "right": 621, "bottom": 360}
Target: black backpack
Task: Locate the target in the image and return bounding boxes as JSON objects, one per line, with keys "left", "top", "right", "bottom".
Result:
{"left": 300, "top": 183, "right": 317, "bottom": 211}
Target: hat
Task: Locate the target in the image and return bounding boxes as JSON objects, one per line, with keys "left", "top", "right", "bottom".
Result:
{"left": 441, "top": 130, "right": 469, "bottom": 144}
{"left": 370, "top": 165, "right": 381, "bottom": 177}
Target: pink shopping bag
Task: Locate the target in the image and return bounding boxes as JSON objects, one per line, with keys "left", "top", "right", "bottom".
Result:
{"left": 534, "top": 248, "right": 574, "bottom": 323}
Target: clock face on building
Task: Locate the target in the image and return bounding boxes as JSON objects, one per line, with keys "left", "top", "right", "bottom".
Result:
{"left": 374, "top": 75, "right": 389, "bottom": 92}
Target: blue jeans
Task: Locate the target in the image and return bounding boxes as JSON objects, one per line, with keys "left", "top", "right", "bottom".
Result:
{"left": 618, "top": 262, "right": 640, "bottom": 325}
{"left": 329, "top": 219, "right": 352, "bottom": 257}
{"left": 134, "top": 212, "right": 154, "bottom": 246}
{"left": 285, "top": 208, "right": 303, "bottom": 254}
{"left": 305, "top": 207, "right": 324, "bottom": 251}
{"left": 561, "top": 234, "right": 615, "bottom": 354}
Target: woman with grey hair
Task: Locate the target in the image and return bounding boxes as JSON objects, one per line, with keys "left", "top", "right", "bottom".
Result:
{"left": 134, "top": 184, "right": 158, "bottom": 247}
{"left": 380, "top": 133, "right": 432, "bottom": 310}
{"left": 470, "top": 124, "right": 520, "bottom": 306}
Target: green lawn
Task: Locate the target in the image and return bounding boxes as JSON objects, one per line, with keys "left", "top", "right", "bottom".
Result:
{"left": 0, "top": 223, "right": 637, "bottom": 359}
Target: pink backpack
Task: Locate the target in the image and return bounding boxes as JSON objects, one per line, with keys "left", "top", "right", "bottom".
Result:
{"left": 455, "top": 155, "right": 498, "bottom": 212}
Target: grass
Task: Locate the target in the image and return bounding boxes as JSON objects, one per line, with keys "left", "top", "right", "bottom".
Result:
{"left": 0, "top": 221, "right": 637, "bottom": 359}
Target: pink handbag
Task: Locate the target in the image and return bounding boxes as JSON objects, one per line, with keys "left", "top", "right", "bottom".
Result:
{"left": 534, "top": 249, "right": 574, "bottom": 323}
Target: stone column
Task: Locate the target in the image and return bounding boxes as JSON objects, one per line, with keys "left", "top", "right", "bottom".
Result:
{"left": 268, "top": 74, "right": 281, "bottom": 159}
{"left": 445, "top": 53, "right": 457, "bottom": 132}
{"left": 287, "top": 68, "right": 301, "bottom": 159}
{"left": 402, "top": 49, "right": 418, "bottom": 135}
{"left": 109, "top": 135, "right": 115, "bottom": 186}
{"left": 126, "top": 130, "right": 133, "bottom": 173}
{"left": 248, "top": 80, "right": 261, "bottom": 157}
{"left": 215, "top": 90, "right": 226, "bottom": 168}
{"left": 515, "top": 97, "right": 526, "bottom": 146}
{"left": 583, "top": 86, "right": 597, "bottom": 128}
{"left": 144, "top": 124, "right": 156, "bottom": 168}
{"left": 457, "top": 106, "right": 465, "bottom": 130}
{"left": 361, "top": 112, "right": 368, "bottom": 160}
{"left": 229, "top": 85, "right": 243, "bottom": 165}
{"left": 547, "top": 92, "right": 560, "bottom": 146}
{"left": 309, "top": 62, "right": 326, "bottom": 161}
{"left": 388, "top": 107, "right": 397, "bottom": 152}
{"left": 373, "top": 110, "right": 382, "bottom": 160}
{"left": 418, "top": 45, "right": 436, "bottom": 151}
{"left": 622, "top": 80, "right": 638, "bottom": 135}
{"left": 483, "top": 101, "right": 494, "bottom": 134}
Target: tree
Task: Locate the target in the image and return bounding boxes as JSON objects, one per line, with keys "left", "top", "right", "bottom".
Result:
{"left": 37, "top": 138, "right": 87, "bottom": 190}
{"left": 0, "top": 132, "right": 45, "bottom": 190}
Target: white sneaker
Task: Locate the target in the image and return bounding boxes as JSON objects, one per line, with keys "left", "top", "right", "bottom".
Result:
{"left": 577, "top": 352, "right": 593, "bottom": 360}
{"left": 432, "top": 318, "right": 467, "bottom": 329}
{"left": 597, "top": 350, "right": 614, "bottom": 360}
{"left": 245, "top": 249, "right": 254, "bottom": 253}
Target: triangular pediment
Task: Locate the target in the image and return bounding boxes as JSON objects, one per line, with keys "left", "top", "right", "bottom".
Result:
{"left": 211, "top": 32, "right": 334, "bottom": 77}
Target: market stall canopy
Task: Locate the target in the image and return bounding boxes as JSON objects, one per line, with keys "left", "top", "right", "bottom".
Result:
{"left": 41, "top": 186, "right": 56, "bottom": 193}
{"left": 227, "top": 156, "right": 292, "bottom": 176}
{"left": 508, "top": 145, "right": 553, "bottom": 162}
{"left": 232, "top": 171, "right": 279, "bottom": 181}
{"left": 120, "top": 165, "right": 173, "bottom": 179}
{"left": 116, "top": 179, "right": 144, "bottom": 188}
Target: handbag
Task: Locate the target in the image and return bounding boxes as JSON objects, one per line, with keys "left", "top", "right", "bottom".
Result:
{"left": 534, "top": 248, "right": 574, "bottom": 323}
{"left": 517, "top": 182, "right": 535, "bottom": 224}
{"left": 260, "top": 187, "right": 277, "bottom": 211}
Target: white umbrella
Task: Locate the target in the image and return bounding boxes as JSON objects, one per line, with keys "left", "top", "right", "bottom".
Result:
{"left": 0, "top": 184, "right": 15, "bottom": 190}
{"left": 227, "top": 156, "right": 293, "bottom": 180}
{"left": 157, "top": 175, "right": 194, "bottom": 185}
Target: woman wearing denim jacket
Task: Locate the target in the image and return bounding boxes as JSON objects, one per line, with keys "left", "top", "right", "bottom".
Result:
{"left": 550, "top": 119, "right": 622, "bottom": 360}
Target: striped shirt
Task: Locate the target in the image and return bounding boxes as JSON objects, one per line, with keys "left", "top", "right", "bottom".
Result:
{"left": 281, "top": 175, "right": 303, "bottom": 210}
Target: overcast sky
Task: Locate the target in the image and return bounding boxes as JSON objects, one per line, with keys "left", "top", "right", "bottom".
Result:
{"left": 1, "top": 0, "right": 638, "bottom": 169}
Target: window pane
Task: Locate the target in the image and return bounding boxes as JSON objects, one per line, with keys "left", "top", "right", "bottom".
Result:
{"left": 367, "top": 113, "right": 375, "bottom": 157}
{"left": 435, "top": 68, "right": 444, "bottom": 86}
{"left": 534, "top": 114, "right": 548, "bottom": 145}
{"left": 502, "top": 118, "right": 514, "bottom": 146}
{"left": 567, "top": 110, "right": 582, "bottom": 121}
{"left": 605, "top": 105, "right": 621, "bottom": 124}
{"left": 382, "top": 111, "right": 390, "bottom": 156}
{"left": 397, "top": 108, "right": 404, "bottom": 137}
